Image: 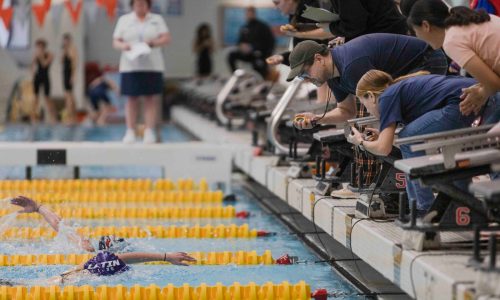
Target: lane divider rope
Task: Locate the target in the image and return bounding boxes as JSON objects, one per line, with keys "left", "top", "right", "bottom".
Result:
{"left": 0, "top": 178, "right": 209, "bottom": 192}
{"left": 0, "top": 281, "right": 311, "bottom": 300}
{"left": 0, "top": 191, "right": 224, "bottom": 204}
{"left": 1, "top": 224, "right": 268, "bottom": 239}
{"left": 0, "top": 250, "right": 275, "bottom": 266}
{"left": 0, "top": 206, "right": 240, "bottom": 219}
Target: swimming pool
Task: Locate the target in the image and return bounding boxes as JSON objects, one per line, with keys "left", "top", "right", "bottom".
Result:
{"left": 0, "top": 125, "right": 362, "bottom": 299}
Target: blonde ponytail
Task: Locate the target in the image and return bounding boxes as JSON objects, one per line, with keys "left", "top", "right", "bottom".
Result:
{"left": 356, "top": 70, "right": 430, "bottom": 98}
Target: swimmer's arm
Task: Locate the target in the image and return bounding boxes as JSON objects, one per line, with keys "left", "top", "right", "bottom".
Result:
{"left": 11, "top": 196, "right": 61, "bottom": 231}
{"left": 117, "top": 252, "right": 196, "bottom": 266}
{"left": 361, "top": 124, "right": 396, "bottom": 156}
{"left": 11, "top": 196, "right": 95, "bottom": 252}
{"left": 51, "top": 265, "right": 84, "bottom": 284}
{"left": 37, "top": 205, "right": 62, "bottom": 231}
{"left": 38, "top": 206, "right": 94, "bottom": 252}
{"left": 317, "top": 94, "right": 356, "bottom": 125}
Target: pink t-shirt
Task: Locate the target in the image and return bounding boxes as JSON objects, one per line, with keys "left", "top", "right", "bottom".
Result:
{"left": 443, "top": 14, "right": 500, "bottom": 76}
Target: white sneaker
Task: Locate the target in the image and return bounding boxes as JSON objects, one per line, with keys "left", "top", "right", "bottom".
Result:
{"left": 143, "top": 128, "right": 157, "bottom": 144}
{"left": 122, "top": 129, "right": 136, "bottom": 143}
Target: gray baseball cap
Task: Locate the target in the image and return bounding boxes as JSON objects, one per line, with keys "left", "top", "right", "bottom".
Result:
{"left": 287, "top": 40, "right": 327, "bottom": 81}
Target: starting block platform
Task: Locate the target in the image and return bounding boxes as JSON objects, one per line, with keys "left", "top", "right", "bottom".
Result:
{"left": 172, "top": 105, "right": 483, "bottom": 300}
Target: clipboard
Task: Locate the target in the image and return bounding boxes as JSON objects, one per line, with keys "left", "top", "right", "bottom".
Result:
{"left": 301, "top": 5, "right": 339, "bottom": 23}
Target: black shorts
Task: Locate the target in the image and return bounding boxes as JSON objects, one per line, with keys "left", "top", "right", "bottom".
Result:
{"left": 88, "top": 89, "right": 111, "bottom": 110}
{"left": 64, "top": 75, "right": 73, "bottom": 92}
{"left": 33, "top": 76, "right": 50, "bottom": 97}
{"left": 120, "top": 71, "right": 163, "bottom": 97}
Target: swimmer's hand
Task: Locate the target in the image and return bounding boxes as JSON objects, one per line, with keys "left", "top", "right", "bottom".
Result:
{"left": 11, "top": 196, "right": 40, "bottom": 213}
{"left": 165, "top": 252, "right": 197, "bottom": 266}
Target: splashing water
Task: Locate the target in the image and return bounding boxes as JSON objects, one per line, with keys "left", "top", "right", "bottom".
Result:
{"left": 0, "top": 212, "right": 18, "bottom": 237}
{"left": 0, "top": 196, "right": 13, "bottom": 207}
{"left": 52, "top": 220, "right": 88, "bottom": 253}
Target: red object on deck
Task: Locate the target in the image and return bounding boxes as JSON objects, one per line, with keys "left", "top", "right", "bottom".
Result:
{"left": 236, "top": 211, "right": 250, "bottom": 219}
{"left": 257, "top": 230, "right": 273, "bottom": 237}
{"left": 311, "top": 289, "right": 328, "bottom": 300}
{"left": 275, "top": 254, "right": 293, "bottom": 265}
{"left": 253, "top": 147, "right": 263, "bottom": 156}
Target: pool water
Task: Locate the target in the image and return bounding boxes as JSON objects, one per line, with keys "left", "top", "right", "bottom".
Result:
{"left": 0, "top": 125, "right": 362, "bottom": 299}
{"left": 0, "top": 124, "right": 190, "bottom": 180}
{"left": 0, "top": 124, "right": 191, "bottom": 143}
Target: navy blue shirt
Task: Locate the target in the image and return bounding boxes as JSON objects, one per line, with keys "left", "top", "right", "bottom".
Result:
{"left": 378, "top": 75, "right": 477, "bottom": 131}
{"left": 328, "top": 33, "right": 430, "bottom": 102}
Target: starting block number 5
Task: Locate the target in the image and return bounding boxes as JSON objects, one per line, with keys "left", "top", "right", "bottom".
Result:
{"left": 456, "top": 207, "right": 471, "bottom": 226}
{"left": 395, "top": 173, "right": 407, "bottom": 189}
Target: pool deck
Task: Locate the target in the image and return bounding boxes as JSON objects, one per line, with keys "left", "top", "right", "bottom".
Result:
{"left": 172, "top": 105, "right": 479, "bottom": 300}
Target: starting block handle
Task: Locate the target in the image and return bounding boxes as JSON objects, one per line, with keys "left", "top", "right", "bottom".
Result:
{"left": 410, "top": 132, "right": 500, "bottom": 154}
{"left": 394, "top": 124, "right": 494, "bottom": 146}
{"left": 346, "top": 116, "right": 378, "bottom": 125}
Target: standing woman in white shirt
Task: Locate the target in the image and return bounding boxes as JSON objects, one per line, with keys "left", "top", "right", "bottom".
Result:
{"left": 113, "top": 0, "right": 171, "bottom": 143}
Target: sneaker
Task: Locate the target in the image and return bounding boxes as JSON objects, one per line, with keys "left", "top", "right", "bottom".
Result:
{"left": 143, "top": 128, "right": 157, "bottom": 144}
{"left": 122, "top": 129, "right": 136, "bottom": 144}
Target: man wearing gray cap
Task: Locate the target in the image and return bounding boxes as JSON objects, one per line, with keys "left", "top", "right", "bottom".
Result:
{"left": 289, "top": 33, "right": 447, "bottom": 129}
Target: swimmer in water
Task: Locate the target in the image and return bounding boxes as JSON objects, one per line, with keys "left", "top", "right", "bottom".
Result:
{"left": 11, "top": 196, "right": 118, "bottom": 252}
{"left": 1, "top": 251, "right": 196, "bottom": 285}
{"left": 53, "top": 250, "right": 196, "bottom": 284}
{"left": 8, "top": 196, "right": 196, "bottom": 284}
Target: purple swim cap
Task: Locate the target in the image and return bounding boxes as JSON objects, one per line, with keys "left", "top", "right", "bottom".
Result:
{"left": 83, "top": 252, "right": 129, "bottom": 276}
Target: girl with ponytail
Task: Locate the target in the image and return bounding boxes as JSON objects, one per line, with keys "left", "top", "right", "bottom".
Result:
{"left": 349, "top": 70, "right": 484, "bottom": 213}
{"left": 407, "top": 0, "right": 500, "bottom": 123}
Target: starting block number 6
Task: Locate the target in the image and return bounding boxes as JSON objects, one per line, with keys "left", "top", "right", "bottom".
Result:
{"left": 456, "top": 207, "right": 471, "bottom": 226}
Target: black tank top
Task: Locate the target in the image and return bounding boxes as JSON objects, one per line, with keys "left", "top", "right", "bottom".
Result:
{"left": 63, "top": 53, "right": 73, "bottom": 79}
{"left": 36, "top": 54, "right": 50, "bottom": 79}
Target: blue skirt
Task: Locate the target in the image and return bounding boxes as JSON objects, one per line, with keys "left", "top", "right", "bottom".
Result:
{"left": 120, "top": 71, "right": 163, "bottom": 97}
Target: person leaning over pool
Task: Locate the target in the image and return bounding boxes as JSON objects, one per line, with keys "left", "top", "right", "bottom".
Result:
{"left": 348, "top": 70, "right": 498, "bottom": 214}
{"left": 288, "top": 34, "right": 447, "bottom": 130}
{"left": 287, "top": 34, "right": 447, "bottom": 187}
{"left": 407, "top": 0, "right": 500, "bottom": 124}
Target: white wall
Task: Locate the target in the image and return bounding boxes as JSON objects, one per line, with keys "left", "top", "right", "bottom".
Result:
{"left": 85, "top": 0, "right": 286, "bottom": 78}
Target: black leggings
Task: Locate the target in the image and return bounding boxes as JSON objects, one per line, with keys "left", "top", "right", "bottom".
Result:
{"left": 33, "top": 76, "right": 51, "bottom": 97}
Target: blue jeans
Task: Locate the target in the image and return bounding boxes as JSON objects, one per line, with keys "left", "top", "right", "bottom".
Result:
{"left": 482, "top": 92, "right": 500, "bottom": 125}
{"left": 483, "top": 92, "right": 500, "bottom": 180}
{"left": 398, "top": 102, "right": 476, "bottom": 211}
